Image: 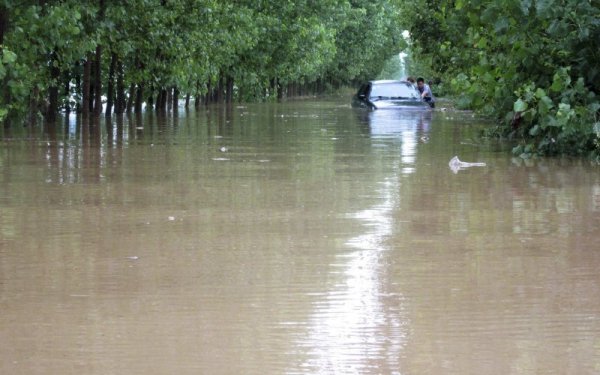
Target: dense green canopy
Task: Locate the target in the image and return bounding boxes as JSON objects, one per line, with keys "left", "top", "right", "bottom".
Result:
{"left": 2, "top": 0, "right": 598, "bottom": 158}
{"left": 0, "top": 0, "right": 406, "bottom": 124}
{"left": 404, "top": 0, "right": 600, "bottom": 158}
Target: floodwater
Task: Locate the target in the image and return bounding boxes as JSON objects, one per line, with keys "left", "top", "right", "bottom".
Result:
{"left": 1, "top": 98, "right": 599, "bottom": 375}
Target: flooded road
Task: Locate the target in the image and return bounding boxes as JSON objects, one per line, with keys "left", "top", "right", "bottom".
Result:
{"left": 1, "top": 98, "right": 600, "bottom": 374}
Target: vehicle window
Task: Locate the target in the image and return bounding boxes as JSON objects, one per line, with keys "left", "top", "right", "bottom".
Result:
{"left": 369, "top": 83, "right": 420, "bottom": 99}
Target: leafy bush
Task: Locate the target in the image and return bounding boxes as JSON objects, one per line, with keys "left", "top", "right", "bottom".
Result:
{"left": 404, "top": 0, "right": 600, "bottom": 159}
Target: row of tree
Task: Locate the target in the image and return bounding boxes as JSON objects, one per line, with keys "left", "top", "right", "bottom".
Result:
{"left": 0, "top": 0, "right": 406, "bottom": 125}
{"left": 404, "top": 0, "right": 600, "bottom": 158}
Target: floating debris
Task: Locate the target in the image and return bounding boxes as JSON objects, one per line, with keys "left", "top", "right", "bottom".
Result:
{"left": 220, "top": 146, "right": 228, "bottom": 152}
{"left": 168, "top": 216, "right": 175, "bottom": 221}
{"left": 449, "top": 156, "right": 486, "bottom": 174}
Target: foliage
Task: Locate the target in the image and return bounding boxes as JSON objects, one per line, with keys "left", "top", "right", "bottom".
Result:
{"left": 0, "top": 0, "right": 408, "bottom": 123}
{"left": 403, "top": 0, "right": 600, "bottom": 159}
{"left": 377, "top": 54, "right": 403, "bottom": 81}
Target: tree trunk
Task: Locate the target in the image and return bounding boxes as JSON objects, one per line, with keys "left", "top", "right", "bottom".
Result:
{"left": 88, "top": 56, "right": 95, "bottom": 113}
{"left": 105, "top": 51, "right": 117, "bottom": 117}
{"left": 185, "top": 93, "right": 190, "bottom": 109}
{"left": 134, "top": 83, "right": 144, "bottom": 113}
{"left": 270, "top": 77, "right": 276, "bottom": 98}
{"left": 63, "top": 71, "right": 71, "bottom": 113}
{"left": 146, "top": 91, "right": 154, "bottom": 112}
{"left": 75, "top": 62, "right": 81, "bottom": 113}
{"left": 159, "top": 88, "right": 168, "bottom": 112}
{"left": 93, "top": 45, "right": 102, "bottom": 115}
{"left": 82, "top": 54, "right": 92, "bottom": 117}
{"left": 194, "top": 81, "right": 201, "bottom": 109}
{"left": 172, "top": 87, "right": 179, "bottom": 113}
{"left": 225, "top": 76, "right": 233, "bottom": 103}
{"left": 0, "top": 6, "right": 8, "bottom": 48}
{"left": 126, "top": 83, "right": 135, "bottom": 113}
{"left": 167, "top": 88, "right": 172, "bottom": 112}
{"left": 115, "top": 60, "right": 125, "bottom": 114}
{"left": 93, "top": 0, "right": 105, "bottom": 116}
{"left": 155, "top": 89, "right": 162, "bottom": 113}
{"left": 46, "top": 52, "right": 60, "bottom": 123}
{"left": 27, "top": 87, "right": 39, "bottom": 126}
{"left": 274, "top": 77, "right": 283, "bottom": 100}
{"left": 218, "top": 75, "right": 225, "bottom": 103}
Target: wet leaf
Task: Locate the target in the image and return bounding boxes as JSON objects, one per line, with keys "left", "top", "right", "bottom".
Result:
{"left": 2, "top": 50, "right": 17, "bottom": 64}
{"left": 514, "top": 98, "right": 528, "bottom": 112}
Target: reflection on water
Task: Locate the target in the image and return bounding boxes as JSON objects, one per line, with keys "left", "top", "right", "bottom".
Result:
{"left": 356, "top": 109, "right": 432, "bottom": 175}
{"left": 1, "top": 100, "right": 600, "bottom": 374}
{"left": 299, "top": 176, "right": 407, "bottom": 374}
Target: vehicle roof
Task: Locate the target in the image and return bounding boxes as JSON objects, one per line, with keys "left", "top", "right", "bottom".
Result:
{"left": 370, "top": 80, "right": 412, "bottom": 84}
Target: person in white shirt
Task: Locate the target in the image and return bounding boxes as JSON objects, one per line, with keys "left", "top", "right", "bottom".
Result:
{"left": 416, "top": 77, "right": 435, "bottom": 108}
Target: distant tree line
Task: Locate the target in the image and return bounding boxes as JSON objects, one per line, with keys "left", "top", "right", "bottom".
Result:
{"left": 403, "top": 0, "right": 600, "bottom": 158}
{"left": 0, "top": 0, "right": 406, "bottom": 125}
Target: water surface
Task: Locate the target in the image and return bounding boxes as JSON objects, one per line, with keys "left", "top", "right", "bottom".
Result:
{"left": 1, "top": 99, "right": 600, "bottom": 374}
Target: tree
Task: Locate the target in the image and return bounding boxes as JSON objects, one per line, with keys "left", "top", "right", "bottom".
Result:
{"left": 403, "top": 0, "right": 600, "bottom": 158}
{"left": 0, "top": 0, "right": 413, "bottom": 124}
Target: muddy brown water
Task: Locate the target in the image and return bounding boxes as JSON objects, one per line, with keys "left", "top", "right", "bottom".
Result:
{"left": 1, "top": 98, "right": 600, "bottom": 374}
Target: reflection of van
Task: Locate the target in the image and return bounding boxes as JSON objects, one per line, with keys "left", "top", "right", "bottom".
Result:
{"left": 351, "top": 80, "right": 430, "bottom": 110}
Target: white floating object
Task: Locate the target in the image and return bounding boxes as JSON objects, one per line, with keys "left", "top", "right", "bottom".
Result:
{"left": 449, "top": 156, "right": 486, "bottom": 173}
{"left": 220, "top": 146, "right": 228, "bottom": 152}
{"left": 126, "top": 256, "right": 139, "bottom": 260}
{"left": 168, "top": 216, "right": 175, "bottom": 221}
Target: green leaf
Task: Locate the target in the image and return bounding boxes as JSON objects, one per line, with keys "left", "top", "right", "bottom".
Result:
{"left": 550, "top": 78, "right": 563, "bottom": 92}
{"left": 529, "top": 124, "right": 540, "bottom": 136}
{"left": 521, "top": 0, "right": 532, "bottom": 15}
{"left": 538, "top": 95, "right": 554, "bottom": 115}
{"left": 512, "top": 145, "right": 524, "bottom": 155}
{"left": 514, "top": 98, "right": 528, "bottom": 112}
{"left": 536, "top": 0, "right": 555, "bottom": 16}
{"left": 558, "top": 103, "right": 571, "bottom": 112}
{"left": 494, "top": 18, "right": 509, "bottom": 33}
{"left": 476, "top": 37, "right": 487, "bottom": 49}
{"left": 534, "top": 88, "right": 546, "bottom": 99}
{"left": 2, "top": 50, "right": 17, "bottom": 64}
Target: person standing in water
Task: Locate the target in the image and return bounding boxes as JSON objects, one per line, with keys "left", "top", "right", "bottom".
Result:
{"left": 416, "top": 77, "right": 435, "bottom": 108}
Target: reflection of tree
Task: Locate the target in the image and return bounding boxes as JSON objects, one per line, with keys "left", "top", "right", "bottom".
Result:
{"left": 395, "top": 125, "right": 600, "bottom": 373}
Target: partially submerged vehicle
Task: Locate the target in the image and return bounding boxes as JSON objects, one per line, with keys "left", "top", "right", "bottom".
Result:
{"left": 351, "top": 80, "right": 430, "bottom": 110}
